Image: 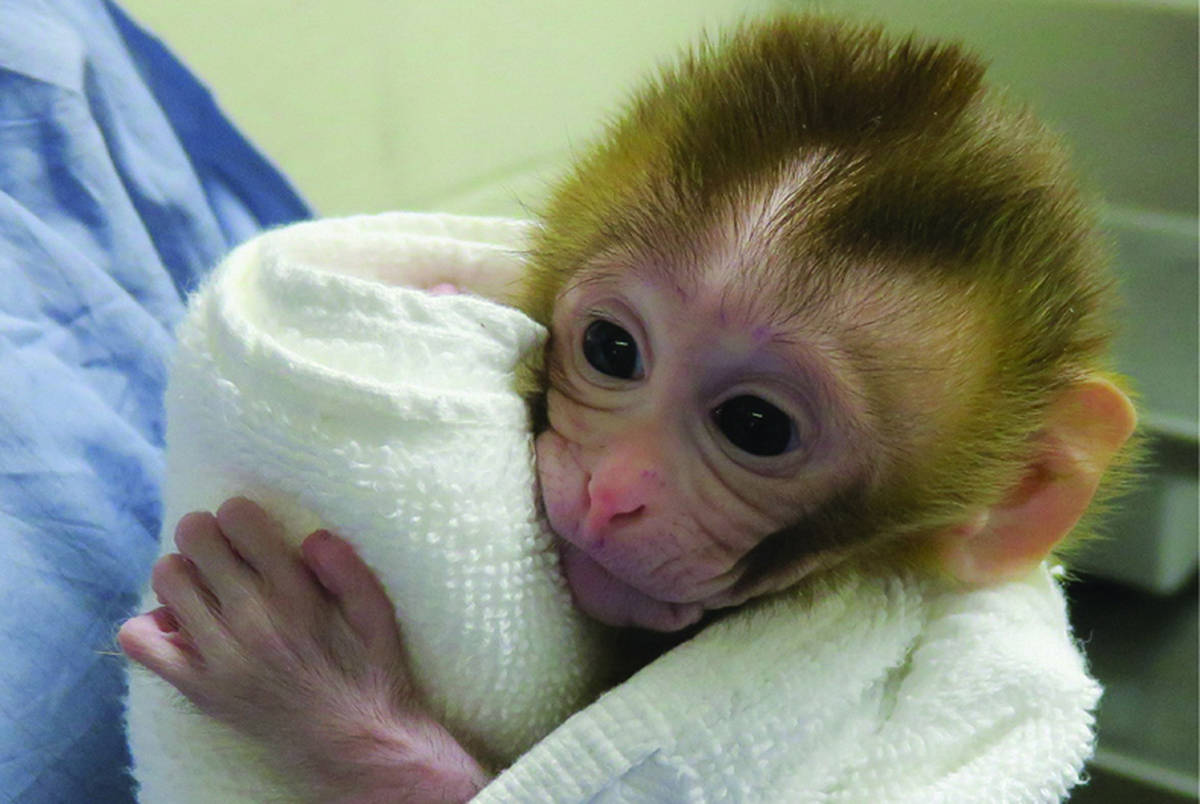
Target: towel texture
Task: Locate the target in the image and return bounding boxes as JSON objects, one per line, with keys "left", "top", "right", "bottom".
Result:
{"left": 125, "top": 213, "right": 612, "bottom": 803}
{"left": 126, "top": 212, "right": 1100, "bottom": 803}
{"left": 479, "top": 564, "right": 1100, "bottom": 803}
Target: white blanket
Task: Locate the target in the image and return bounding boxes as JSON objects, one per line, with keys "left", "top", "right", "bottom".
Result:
{"left": 127, "top": 213, "right": 1100, "bottom": 803}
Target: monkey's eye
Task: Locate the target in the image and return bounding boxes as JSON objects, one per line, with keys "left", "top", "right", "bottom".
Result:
{"left": 713, "top": 395, "right": 794, "bottom": 457}
{"left": 582, "top": 319, "right": 643, "bottom": 380}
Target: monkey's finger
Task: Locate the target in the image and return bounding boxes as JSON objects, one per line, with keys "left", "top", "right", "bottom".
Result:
{"left": 215, "top": 497, "right": 308, "bottom": 597}
{"left": 149, "top": 554, "right": 227, "bottom": 650}
{"left": 174, "top": 511, "right": 258, "bottom": 604}
{"left": 118, "top": 609, "right": 201, "bottom": 685}
{"left": 301, "top": 530, "right": 404, "bottom": 661}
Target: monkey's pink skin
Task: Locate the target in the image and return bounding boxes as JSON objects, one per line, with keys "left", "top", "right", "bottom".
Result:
{"left": 558, "top": 540, "right": 704, "bottom": 632}
{"left": 120, "top": 498, "right": 491, "bottom": 803}
{"left": 299, "top": 528, "right": 411, "bottom": 664}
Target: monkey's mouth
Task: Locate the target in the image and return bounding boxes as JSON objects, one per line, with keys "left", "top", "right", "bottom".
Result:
{"left": 555, "top": 539, "right": 705, "bottom": 632}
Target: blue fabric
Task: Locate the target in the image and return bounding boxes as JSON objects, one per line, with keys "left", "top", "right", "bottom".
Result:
{"left": 0, "top": 2, "right": 311, "bottom": 801}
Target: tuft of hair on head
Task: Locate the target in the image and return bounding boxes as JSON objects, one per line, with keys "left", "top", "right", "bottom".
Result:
{"left": 521, "top": 14, "right": 992, "bottom": 316}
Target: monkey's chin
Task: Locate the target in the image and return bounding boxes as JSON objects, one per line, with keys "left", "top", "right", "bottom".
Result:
{"left": 557, "top": 541, "right": 705, "bottom": 633}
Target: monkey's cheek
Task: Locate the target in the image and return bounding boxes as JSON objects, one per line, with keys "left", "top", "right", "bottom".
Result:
{"left": 538, "top": 472, "right": 580, "bottom": 542}
{"left": 535, "top": 431, "right": 587, "bottom": 540}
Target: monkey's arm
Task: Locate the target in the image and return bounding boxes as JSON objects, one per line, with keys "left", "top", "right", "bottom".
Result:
{"left": 119, "top": 498, "right": 492, "bottom": 803}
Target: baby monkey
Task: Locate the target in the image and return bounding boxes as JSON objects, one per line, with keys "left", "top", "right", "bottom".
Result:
{"left": 120, "top": 14, "right": 1136, "bottom": 800}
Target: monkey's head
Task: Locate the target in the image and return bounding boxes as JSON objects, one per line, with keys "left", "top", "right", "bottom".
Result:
{"left": 521, "top": 15, "right": 1137, "bottom": 631}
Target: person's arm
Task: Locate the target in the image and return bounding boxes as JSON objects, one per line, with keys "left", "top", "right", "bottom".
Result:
{"left": 118, "top": 498, "right": 492, "bottom": 803}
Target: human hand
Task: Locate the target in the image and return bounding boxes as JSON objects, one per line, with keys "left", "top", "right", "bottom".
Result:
{"left": 119, "top": 498, "right": 490, "bottom": 803}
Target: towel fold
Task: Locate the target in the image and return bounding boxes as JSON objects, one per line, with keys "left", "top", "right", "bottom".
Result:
{"left": 125, "top": 213, "right": 612, "bottom": 803}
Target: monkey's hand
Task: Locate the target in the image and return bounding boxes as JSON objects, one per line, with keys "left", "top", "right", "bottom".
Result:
{"left": 118, "top": 498, "right": 491, "bottom": 803}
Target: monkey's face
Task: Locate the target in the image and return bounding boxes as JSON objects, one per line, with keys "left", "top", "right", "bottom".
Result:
{"left": 535, "top": 260, "right": 872, "bottom": 632}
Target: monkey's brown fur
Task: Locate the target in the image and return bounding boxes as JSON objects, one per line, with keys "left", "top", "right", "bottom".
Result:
{"left": 519, "top": 15, "right": 1134, "bottom": 590}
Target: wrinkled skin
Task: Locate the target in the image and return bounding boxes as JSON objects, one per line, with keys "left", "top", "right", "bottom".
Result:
{"left": 536, "top": 260, "right": 871, "bottom": 630}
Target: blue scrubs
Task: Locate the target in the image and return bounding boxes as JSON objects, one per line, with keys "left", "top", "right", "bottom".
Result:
{"left": 0, "top": 2, "right": 310, "bottom": 800}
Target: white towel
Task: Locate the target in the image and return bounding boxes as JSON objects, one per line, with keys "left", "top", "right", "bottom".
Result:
{"left": 126, "top": 213, "right": 1100, "bottom": 804}
{"left": 125, "top": 213, "right": 613, "bottom": 803}
{"left": 479, "top": 563, "right": 1100, "bottom": 803}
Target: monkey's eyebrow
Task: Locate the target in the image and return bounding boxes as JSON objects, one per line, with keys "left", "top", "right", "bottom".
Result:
{"left": 760, "top": 327, "right": 873, "bottom": 445}
{"left": 575, "top": 240, "right": 704, "bottom": 295}
{"left": 568, "top": 264, "right": 627, "bottom": 290}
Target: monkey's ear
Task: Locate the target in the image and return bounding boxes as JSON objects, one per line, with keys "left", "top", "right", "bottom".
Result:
{"left": 936, "top": 376, "right": 1137, "bottom": 585}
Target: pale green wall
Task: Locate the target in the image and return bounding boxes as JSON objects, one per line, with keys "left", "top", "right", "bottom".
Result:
{"left": 120, "top": 0, "right": 781, "bottom": 216}
{"left": 121, "top": 0, "right": 1196, "bottom": 220}
{"left": 798, "top": 0, "right": 1198, "bottom": 217}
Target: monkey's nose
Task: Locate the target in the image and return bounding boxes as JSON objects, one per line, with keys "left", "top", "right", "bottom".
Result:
{"left": 582, "top": 469, "right": 657, "bottom": 543}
